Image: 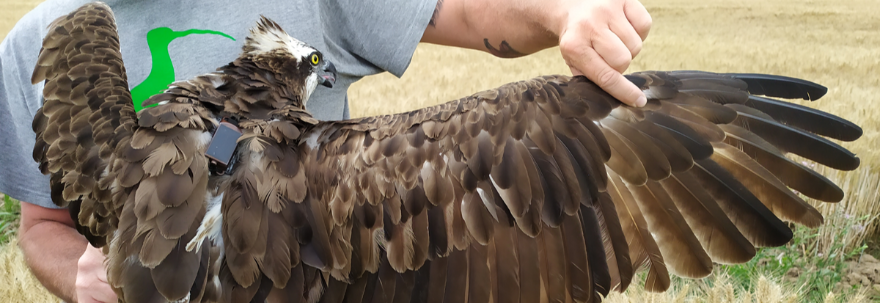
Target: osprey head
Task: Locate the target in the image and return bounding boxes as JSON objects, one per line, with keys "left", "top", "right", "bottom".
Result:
{"left": 242, "top": 16, "right": 337, "bottom": 105}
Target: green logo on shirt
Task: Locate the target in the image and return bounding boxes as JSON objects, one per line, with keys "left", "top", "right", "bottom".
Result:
{"left": 130, "top": 27, "right": 235, "bottom": 112}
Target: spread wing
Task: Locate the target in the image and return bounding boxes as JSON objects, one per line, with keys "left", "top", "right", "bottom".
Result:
{"left": 33, "top": 4, "right": 864, "bottom": 303}
{"left": 219, "top": 72, "right": 861, "bottom": 302}
{"left": 30, "top": 3, "right": 220, "bottom": 302}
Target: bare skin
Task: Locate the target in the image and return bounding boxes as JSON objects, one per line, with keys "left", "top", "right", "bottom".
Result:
{"left": 19, "top": 203, "right": 116, "bottom": 302}
{"left": 19, "top": 1, "right": 651, "bottom": 302}
{"left": 422, "top": 0, "right": 652, "bottom": 107}
{"left": 75, "top": 243, "right": 115, "bottom": 303}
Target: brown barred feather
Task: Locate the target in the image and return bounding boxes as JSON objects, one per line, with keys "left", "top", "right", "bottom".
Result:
{"left": 711, "top": 143, "right": 824, "bottom": 227}
{"left": 692, "top": 160, "right": 793, "bottom": 247}
{"left": 626, "top": 180, "right": 712, "bottom": 278}
{"left": 601, "top": 116, "right": 671, "bottom": 181}
{"left": 594, "top": 192, "right": 633, "bottom": 292}
{"left": 34, "top": 3, "right": 863, "bottom": 303}
{"left": 490, "top": 210, "right": 521, "bottom": 303}
{"left": 467, "top": 243, "right": 491, "bottom": 303}
{"left": 580, "top": 204, "right": 612, "bottom": 300}
{"left": 606, "top": 172, "right": 670, "bottom": 292}
{"left": 538, "top": 224, "right": 566, "bottom": 303}
{"left": 659, "top": 171, "right": 756, "bottom": 264}
{"left": 720, "top": 124, "right": 844, "bottom": 202}
{"left": 515, "top": 229, "right": 541, "bottom": 303}
{"left": 560, "top": 210, "right": 593, "bottom": 303}
{"left": 601, "top": 128, "right": 648, "bottom": 186}
{"left": 630, "top": 120, "right": 694, "bottom": 172}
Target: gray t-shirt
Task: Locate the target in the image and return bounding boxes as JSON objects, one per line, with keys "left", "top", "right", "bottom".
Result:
{"left": 0, "top": 0, "right": 437, "bottom": 208}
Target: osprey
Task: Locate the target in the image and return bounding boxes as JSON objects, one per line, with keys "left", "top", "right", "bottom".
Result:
{"left": 31, "top": 2, "right": 863, "bottom": 303}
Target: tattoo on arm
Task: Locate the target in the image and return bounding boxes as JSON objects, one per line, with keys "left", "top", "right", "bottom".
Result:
{"left": 429, "top": 0, "right": 444, "bottom": 27}
{"left": 484, "top": 39, "right": 525, "bottom": 58}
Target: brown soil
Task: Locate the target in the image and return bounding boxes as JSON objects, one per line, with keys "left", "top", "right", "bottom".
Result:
{"left": 842, "top": 255, "right": 880, "bottom": 297}
{"left": 784, "top": 254, "right": 880, "bottom": 299}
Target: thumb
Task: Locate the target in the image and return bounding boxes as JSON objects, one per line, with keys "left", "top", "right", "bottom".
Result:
{"left": 566, "top": 61, "right": 646, "bottom": 107}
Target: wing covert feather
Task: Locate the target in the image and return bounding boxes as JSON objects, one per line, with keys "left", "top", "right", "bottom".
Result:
{"left": 31, "top": 3, "right": 217, "bottom": 303}
{"left": 288, "top": 70, "right": 859, "bottom": 302}
{"left": 33, "top": 9, "right": 862, "bottom": 300}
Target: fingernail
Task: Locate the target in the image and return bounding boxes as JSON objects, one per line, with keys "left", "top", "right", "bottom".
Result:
{"left": 636, "top": 96, "right": 647, "bottom": 107}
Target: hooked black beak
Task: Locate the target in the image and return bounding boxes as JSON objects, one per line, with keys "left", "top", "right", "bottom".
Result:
{"left": 319, "top": 60, "right": 337, "bottom": 88}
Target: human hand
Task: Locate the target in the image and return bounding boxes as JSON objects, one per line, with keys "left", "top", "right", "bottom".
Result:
{"left": 75, "top": 244, "right": 117, "bottom": 303}
{"left": 558, "top": 0, "right": 652, "bottom": 107}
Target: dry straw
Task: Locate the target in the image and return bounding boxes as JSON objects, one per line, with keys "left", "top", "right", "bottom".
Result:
{"left": 810, "top": 166, "right": 880, "bottom": 255}
{"left": 0, "top": 239, "right": 60, "bottom": 303}
{"left": 603, "top": 274, "right": 870, "bottom": 303}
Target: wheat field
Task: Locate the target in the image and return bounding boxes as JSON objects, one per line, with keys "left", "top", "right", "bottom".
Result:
{"left": 2, "top": 0, "right": 879, "bottom": 302}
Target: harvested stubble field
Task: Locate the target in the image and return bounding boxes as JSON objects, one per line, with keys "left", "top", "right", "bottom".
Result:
{"left": 2, "top": 0, "right": 879, "bottom": 302}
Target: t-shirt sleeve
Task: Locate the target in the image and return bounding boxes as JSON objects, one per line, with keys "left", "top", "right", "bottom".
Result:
{"left": 0, "top": 9, "right": 57, "bottom": 208}
{"left": 319, "top": 0, "right": 438, "bottom": 78}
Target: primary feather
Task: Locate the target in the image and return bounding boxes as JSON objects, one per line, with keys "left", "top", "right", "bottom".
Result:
{"left": 32, "top": 2, "right": 863, "bottom": 303}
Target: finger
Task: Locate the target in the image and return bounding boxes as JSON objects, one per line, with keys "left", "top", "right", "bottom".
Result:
{"left": 591, "top": 29, "right": 632, "bottom": 73}
{"left": 77, "top": 296, "right": 101, "bottom": 303}
{"left": 77, "top": 278, "right": 117, "bottom": 303}
{"left": 624, "top": 0, "right": 652, "bottom": 41}
{"left": 92, "top": 284, "right": 118, "bottom": 303}
{"left": 76, "top": 290, "right": 109, "bottom": 303}
{"left": 563, "top": 44, "right": 645, "bottom": 106}
{"left": 95, "top": 264, "right": 109, "bottom": 284}
{"left": 566, "top": 57, "right": 585, "bottom": 76}
{"left": 609, "top": 18, "right": 644, "bottom": 58}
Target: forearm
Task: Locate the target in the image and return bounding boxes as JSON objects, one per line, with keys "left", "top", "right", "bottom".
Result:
{"left": 18, "top": 210, "right": 87, "bottom": 302}
{"left": 422, "top": 0, "right": 566, "bottom": 57}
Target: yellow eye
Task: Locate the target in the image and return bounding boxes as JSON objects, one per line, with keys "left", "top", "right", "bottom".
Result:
{"left": 310, "top": 54, "right": 320, "bottom": 65}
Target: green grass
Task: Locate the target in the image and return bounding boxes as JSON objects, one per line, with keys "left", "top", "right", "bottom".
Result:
{"left": 0, "top": 193, "right": 21, "bottom": 245}
{"left": 606, "top": 209, "right": 874, "bottom": 303}
{"left": 718, "top": 224, "right": 869, "bottom": 302}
